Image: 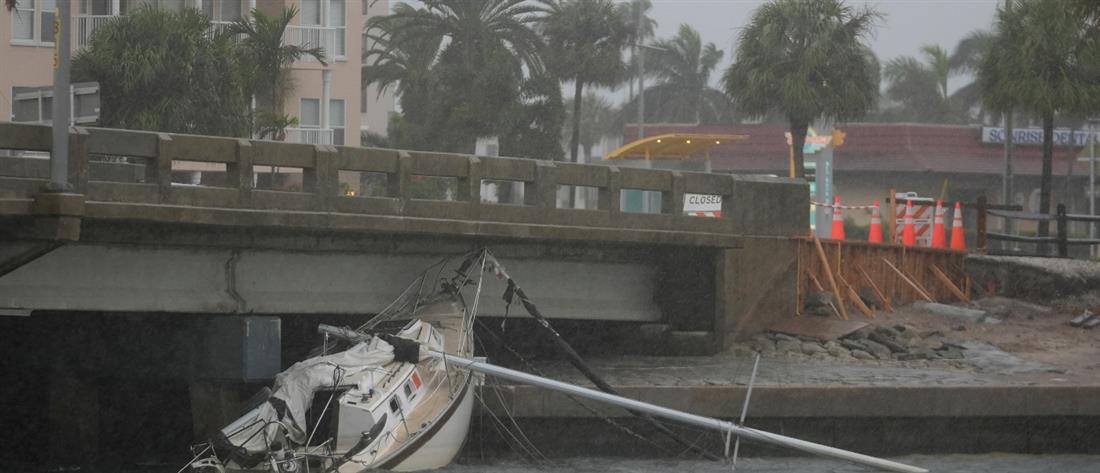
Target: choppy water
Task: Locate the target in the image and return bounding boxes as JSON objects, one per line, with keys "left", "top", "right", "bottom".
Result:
{"left": 435, "top": 454, "right": 1100, "bottom": 473}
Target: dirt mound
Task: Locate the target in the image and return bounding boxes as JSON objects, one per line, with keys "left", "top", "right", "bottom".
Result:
{"left": 966, "top": 255, "right": 1100, "bottom": 303}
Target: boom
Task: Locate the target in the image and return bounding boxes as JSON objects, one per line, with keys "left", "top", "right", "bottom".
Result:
{"left": 432, "top": 351, "right": 927, "bottom": 473}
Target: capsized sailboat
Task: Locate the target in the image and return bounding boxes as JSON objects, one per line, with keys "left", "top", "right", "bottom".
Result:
{"left": 187, "top": 250, "right": 927, "bottom": 473}
{"left": 189, "top": 252, "right": 488, "bottom": 473}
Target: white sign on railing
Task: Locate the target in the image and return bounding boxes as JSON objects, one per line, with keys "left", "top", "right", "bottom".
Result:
{"left": 981, "top": 127, "right": 1100, "bottom": 147}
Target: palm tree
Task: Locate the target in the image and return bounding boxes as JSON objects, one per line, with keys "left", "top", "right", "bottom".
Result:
{"left": 362, "top": 4, "right": 444, "bottom": 127}
{"left": 723, "top": 0, "right": 880, "bottom": 178}
{"left": 543, "top": 0, "right": 629, "bottom": 163}
{"left": 230, "top": 6, "right": 326, "bottom": 119}
{"left": 978, "top": 0, "right": 1100, "bottom": 240}
{"left": 627, "top": 24, "right": 732, "bottom": 124}
{"left": 564, "top": 91, "right": 616, "bottom": 163}
{"left": 616, "top": 0, "right": 657, "bottom": 101}
{"left": 366, "top": 0, "right": 545, "bottom": 152}
{"left": 881, "top": 44, "right": 957, "bottom": 123}
{"left": 947, "top": 30, "right": 996, "bottom": 123}
{"left": 376, "top": 0, "right": 544, "bottom": 80}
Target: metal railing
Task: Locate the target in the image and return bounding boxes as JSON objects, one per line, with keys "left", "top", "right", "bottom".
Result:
{"left": 75, "top": 14, "right": 116, "bottom": 48}
{"left": 283, "top": 25, "right": 339, "bottom": 61}
{"left": 74, "top": 16, "right": 338, "bottom": 60}
{"left": 284, "top": 128, "right": 334, "bottom": 145}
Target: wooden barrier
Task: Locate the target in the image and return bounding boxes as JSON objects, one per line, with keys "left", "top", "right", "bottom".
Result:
{"left": 797, "top": 238, "right": 970, "bottom": 318}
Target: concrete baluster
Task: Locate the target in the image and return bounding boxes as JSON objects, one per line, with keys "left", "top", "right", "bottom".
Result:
{"left": 602, "top": 166, "right": 621, "bottom": 224}
{"left": 67, "top": 127, "right": 89, "bottom": 195}
{"left": 154, "top": 133, "right": 174, "bottom": 204}
{"left": 667, "top": 171, "right": 685, "bottom": 222}
{"left": 532, "top": 160, "right": 558, "bottom": 220}
{"left": 313, "top": 144, "right": 339, "bottom": 212}
{"left": 396, "top": 151, "right": 412, "bottom": 214}
{"left": 231, "top": 139, "right": 253, "bottom": 208}
{"left": 465, "top": 156, "right": 482, "bottom": 220}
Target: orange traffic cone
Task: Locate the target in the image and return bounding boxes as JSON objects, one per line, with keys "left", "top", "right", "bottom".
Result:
{"left": 830, "top": 196, "right": 845, "bottom": 240}
{"left": 902, "top": 200, "right": 916, "bottom": 246}
{"left": 950, "top": 201, "right": 966, "bottom": 251}
{"left": 868, "top": 199, "right": 883, "bottom": 243}
{"left": 931, "top": 200, "right": 947, "bottom": 248}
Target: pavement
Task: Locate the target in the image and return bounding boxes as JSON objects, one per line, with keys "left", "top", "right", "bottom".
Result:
{"left": 439, "top": 454, "right": 1100, "bottom": 473}
{"left": 510, "top": 348, "right": 1068, "bottom": 388}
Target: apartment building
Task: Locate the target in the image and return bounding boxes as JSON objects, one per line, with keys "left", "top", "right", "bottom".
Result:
{"left": 1, "top": 0, "right": 394, "bottom": 146}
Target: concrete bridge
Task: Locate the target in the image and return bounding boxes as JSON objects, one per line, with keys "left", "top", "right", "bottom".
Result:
{"left": 0, "top": 122, "right": 806, "bottom": 467}
{"left": 0, "top": 122, "right": 808, "bottom": 347}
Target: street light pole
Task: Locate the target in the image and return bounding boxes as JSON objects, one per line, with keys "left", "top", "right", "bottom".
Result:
{"left": 1002, "top": 0, "right": 1014, "bottom": 248}
{"left": 1090, "top": 118, "right": 1097, "bottom": 258}
{"left": 635, "top": 6, "right": 645, "bottom": 143}
{"left": 48, "top": 0, "right": 72, "bottom": 192}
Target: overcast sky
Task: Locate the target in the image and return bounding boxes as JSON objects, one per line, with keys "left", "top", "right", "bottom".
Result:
{"left": 646, "top": 0, "right": 1000, "bottom": 91}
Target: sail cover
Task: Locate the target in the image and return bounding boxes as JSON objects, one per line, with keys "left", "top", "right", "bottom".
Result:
{"left": 225, "top": 321, "right": 432, "bottom": 453}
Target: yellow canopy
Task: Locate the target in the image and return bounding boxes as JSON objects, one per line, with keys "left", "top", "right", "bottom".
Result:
{"left": 604, "top": 133, "right": 750, "bottom": 161}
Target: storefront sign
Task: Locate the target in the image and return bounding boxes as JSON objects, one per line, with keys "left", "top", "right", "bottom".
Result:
{"left": 981, "top": 127, "right": 1099, "bottom": 147}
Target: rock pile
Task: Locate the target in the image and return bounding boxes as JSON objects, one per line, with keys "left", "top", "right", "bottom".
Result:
{"left": 750, "top": 325, "right": 967, "bottom": 362}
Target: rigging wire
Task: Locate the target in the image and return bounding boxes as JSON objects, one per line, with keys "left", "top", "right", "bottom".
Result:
{"left": 474, "top": 320, "right": 674, "bottom": 455}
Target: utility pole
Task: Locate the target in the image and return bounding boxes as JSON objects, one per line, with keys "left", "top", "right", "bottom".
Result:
{"left": 1001, "top": 0, "right": 1014, "bottom": 247}
{"left": 48, "top": 0, "right": 72, "bottom": 192}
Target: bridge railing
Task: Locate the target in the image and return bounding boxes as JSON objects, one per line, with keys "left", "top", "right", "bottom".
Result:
{"left": 0, "top": 123, "right": 808, "bottom": 240}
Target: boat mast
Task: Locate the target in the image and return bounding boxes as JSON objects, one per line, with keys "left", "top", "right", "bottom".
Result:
{"left": 431, "top": 351, "right": 927, "bottom": 473}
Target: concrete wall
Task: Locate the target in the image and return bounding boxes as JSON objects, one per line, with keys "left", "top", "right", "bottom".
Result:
{"left": 718, "top": 238, "right": 800, "bottom": 344}
{"left": 0, "top": 243, "right": 661, "bottom": 321}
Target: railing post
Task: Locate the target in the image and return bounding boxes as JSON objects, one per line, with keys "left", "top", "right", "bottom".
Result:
{"left": 532, "top": 160, "right": 558, "bottom": 218}
{"left": 154, "top": 133, "right": 174, "bottom": 204}
{"left": 601, "top": 166, "right": 621, "bottom": 223}
{"left": 230, "top": 139, "right": 254, "bottom": 208}
{"left": 1057, "top": 203, "right": 1068, "bottom": 258}
{"left": 665, "top": 170, "right": 685, "bottom": 218}
{"left": 396, "top": 151, "right": 412, "bottom": 214}
{"left": 976, "top": 196, "right": 988, "bottom": 254}
{"left": 68, "top": 127, "right": 88, "bottom": 195}
{"left": 465, "top": 156, "right": 482, "bottom": 220}
{"left": 312, "top": 144, "right": 339, "bottom": 211}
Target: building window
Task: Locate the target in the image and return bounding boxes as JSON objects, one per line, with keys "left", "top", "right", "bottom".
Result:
{"left": 11, "top": 0, "right": 57, "bottom": 46}
{"left": 300, "top": 98, "right": 321, "bottom": 128}
{"left": 330, "top": 0, "right": 345, "bottom": 59}
{"left": 201, "top": 0, "right": 242, "bottom": 22}
{"left": 330, "top": 98, "right": 345, "bottom": 145}
{"left": 301, "top": 0, "right": 321, "bottom": 26}
{"left": 121, "top": 0, "right": 187, "bottom": 14}
{"left": 80, "top": 0, "right": 114, "bottom": 15}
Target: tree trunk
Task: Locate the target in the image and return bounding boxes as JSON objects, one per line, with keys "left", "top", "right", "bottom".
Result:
{"left": 790, "top": 120, "right": 809, "bottom": 179}
{"left": 567, "top": 81, "right": 585, "bottom": 209}
{"left": 1038, "top": 113, "right": 1054, "bottom": 240}
{"left": 570, "top": 80, "right": 584, "bottom": 163}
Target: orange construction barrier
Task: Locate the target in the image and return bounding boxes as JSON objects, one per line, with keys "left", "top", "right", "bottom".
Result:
{"left": 931, "top": 200, "right": 947, "bottom": 249}
{"left": 868, "top": 199, "right": 883, "bottom": 243}
{"left": 950, "top": 201, "right": 966, "bottom": 250}
{"left": 902, "top": 200, "right": 917, "bottom": 246}
{"left": 830, "top": 196, "right": 845, "bottom": 240}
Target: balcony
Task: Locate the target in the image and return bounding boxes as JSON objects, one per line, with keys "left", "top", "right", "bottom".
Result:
{"left": 76, "top": 15, "right": 117, "bottom": 48}
{"left": 285, "top": 128, "right": 334, "bottom": 145}
{"left": 75, "top": 15, "right": 343, "bottom": 61}
{"left": 284, "top": 25, "right": 343, "bottom": 61}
